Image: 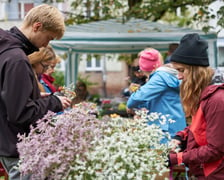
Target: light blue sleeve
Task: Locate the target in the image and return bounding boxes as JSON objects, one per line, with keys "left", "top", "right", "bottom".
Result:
{"left": 40, "top": 79, "right": 52, "bottom": 93}
{"left": 126, "top": 72, "right": 167, "bottom": 109}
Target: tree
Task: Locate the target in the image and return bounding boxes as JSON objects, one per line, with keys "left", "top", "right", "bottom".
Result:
{"left": 62, "top": 0, "right": 224, "bottom": 34}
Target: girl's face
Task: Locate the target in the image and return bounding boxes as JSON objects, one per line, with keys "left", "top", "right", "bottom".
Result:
{"left": 33, "top": 61, "right": 51, "bottom": 74}
{"left": 171, "top": 62, "right": 189, "bottom": 81}
{"left": 44, "top": 63, "right": 56, "bottom": 76}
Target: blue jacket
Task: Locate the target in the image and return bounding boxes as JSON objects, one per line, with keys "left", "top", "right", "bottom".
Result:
{"left": 127, "top": 66, "right": 186, "bottom": 137}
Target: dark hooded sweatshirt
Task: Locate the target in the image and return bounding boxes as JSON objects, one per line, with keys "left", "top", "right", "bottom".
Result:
{"left": 0, "top": 27, "right": 63, "bottom": 157}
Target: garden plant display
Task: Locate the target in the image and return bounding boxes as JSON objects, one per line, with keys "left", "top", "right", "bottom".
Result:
{"left": 57, "top": 84, "right": 77, "bottom": 100}
{"left": 17, "top": 104, "right": 173, "bottom": 180}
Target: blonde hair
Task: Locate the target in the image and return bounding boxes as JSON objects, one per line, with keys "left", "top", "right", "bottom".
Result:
{"left": 180, "top": 65, "right": 214, "bottom": 116}
{"left": 52, "top": 55, "right": 61, "bottom": 64}
{"left": 38, "top": 81, "right": 46, "bottom": 92}
{"left": 23, "top": 4, "right": 65, "bottom": 39}
{"left": 28, "top": 45, "right": 56, "bottom": 64}
{"left": 28, "top": 45, "right": 56, "bottom": 93}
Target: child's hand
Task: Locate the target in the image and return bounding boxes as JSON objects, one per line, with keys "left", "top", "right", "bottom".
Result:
{"left": 40, "top": 92, "right": 51, "bottom": 97}
{"left": 129, "top": 83, "right": 140, "bottom": 92}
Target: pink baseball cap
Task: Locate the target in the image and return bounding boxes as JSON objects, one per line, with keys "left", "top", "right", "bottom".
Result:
{"left": 139, "top": 48, "right": 162, "bottom": 72}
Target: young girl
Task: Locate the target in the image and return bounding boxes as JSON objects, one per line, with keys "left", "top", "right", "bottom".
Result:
{"left": 28, "top": 45, "right": 56, "bottom": 93}
{"left": 169, "top": 33, "right": 224, "bottom": 179}
{"left": 126, "top": 48, "right": 186, "bottom": 141}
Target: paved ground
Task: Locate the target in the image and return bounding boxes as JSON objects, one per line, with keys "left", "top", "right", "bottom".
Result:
{"left": 0, "top": 20, "right": 21, "bottom": 30}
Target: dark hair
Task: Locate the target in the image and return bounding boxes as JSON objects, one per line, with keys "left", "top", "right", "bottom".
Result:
{"left": 132, "top": 66, "right": 140, "bottom": 72}
{"left": 168, "top": 43, "right": 179, "bottom": 53}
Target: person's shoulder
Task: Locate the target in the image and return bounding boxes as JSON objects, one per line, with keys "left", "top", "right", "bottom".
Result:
{"left": 0, "top": 27, "right": 24, "bottom": 49}
{"left": 0, "top": 50, "right": 29, "bottom": 68}
{"left": 201, "top": 84, "right": 224, "bottom": 101}
{"left": 0, "top": 28, "right": 28, "bottom": 61}
{"left": 211, "top": 68, "right": 224, "bottom": 85}
{"left": 200, "top": 85, "right": 224, "bottom": 114}
{"left": 6, "top": 51, "right": 28, "bottom": 65}
{"left": 151, "top": 70, "right": 171, "bottom": 80}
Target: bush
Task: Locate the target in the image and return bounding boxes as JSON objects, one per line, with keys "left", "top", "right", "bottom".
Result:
{"left": 52, "top": 70, "right": 65, "bottom": 87}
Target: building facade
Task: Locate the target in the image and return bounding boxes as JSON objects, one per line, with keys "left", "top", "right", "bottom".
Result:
{"left": 0, "top": 1, "right": 223, "bottom": 98}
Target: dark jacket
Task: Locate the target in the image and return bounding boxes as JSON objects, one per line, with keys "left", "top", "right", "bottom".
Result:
{"left": 0, "top": 27, "right": 63, "bottom": 157}
{"left": 170, "top": 84, "right": 224, "bottom": 179}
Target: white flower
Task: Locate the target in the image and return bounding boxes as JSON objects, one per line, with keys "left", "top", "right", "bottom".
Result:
{"left": 17, "top": 107, "right": 173, "bottom": 179}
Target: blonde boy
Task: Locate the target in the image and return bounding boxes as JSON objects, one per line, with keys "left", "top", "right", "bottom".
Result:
{"left": 0, "top": 4, "right": 71, "bottom": 180}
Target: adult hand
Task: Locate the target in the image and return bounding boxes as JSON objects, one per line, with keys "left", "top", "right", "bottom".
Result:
{"left": 170, "top": 139, "right": 181, "bottom": 152}
{"left": 56, "top": 96, "right": 71, "bottom": 109}
{"left": 126, "top": 107, "right": 135, "bottom": 115}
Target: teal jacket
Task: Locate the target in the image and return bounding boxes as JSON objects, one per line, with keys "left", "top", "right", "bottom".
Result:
{"left": 127, "top": 66, "right": 186, "bottom": 138}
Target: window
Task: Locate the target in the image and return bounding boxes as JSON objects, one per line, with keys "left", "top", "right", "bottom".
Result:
{"left": 85, "top": 54, "right": 102, "bottom": 71}
{"left": 18, "top": 2, "right": 34, "bottom": 19}
{"left": 218, "top": 47, "right": 224, "bottom": 67}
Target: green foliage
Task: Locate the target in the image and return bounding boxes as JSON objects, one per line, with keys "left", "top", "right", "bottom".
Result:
{"left": 88, "top": 94, "right": 101, "bottom": 105}
{"left": 118, "top": 54, "right": 132, "bottom": 65}
{"left": 118, "top": 54, "right": 138, "bottom": 65}
{"left": 52, "top": 70, "right": 65, "bottom": 87}
{"left": 77, "top": 74, "right": 98, "bottom": 87}
{"left": 86, "top": 54, "right": 101, "bottom": 61}
{"left": 118, "top": 102, "right": 127, "bottom": 111}
{"left": 217, "top": 6, "right": 224, "bottom": 33}
{"left": 161, "top": 11, "right": 193, "bottom": 28}
{"left": 67, "top": 0, "right": 222, "bottom": 33}
{"left": 76, "top": 75, "right": 101, "bottom": 104}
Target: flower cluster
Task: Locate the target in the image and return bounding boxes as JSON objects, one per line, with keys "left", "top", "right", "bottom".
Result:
{"left": 57, "top": 84, "right": 76, "bottom": 100}
{"left": 69, "top": 113, "right": 170, "bottom": 180}
{"left": 72, "top": 101, "right": 98, "bottom": 115}
{"left": 17, "top": 108, "right": 103, "bottom": 180}
{"left": 17, "top": 105, "right": 172, "bottom": 180}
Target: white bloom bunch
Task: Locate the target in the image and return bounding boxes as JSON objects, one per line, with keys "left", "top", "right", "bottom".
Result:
{"left": 17, "top": 106, "right": 172, "bottom": 180}
{"left": 68, "top": 110, "right": 171, "bottom": 180}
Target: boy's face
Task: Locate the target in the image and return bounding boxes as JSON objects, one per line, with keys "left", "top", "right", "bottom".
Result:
{"left": 30, "top": 22, "right": 58, "bottom": 48}
{"left": 31, "top": 30, "right": 57, "bottom": 48}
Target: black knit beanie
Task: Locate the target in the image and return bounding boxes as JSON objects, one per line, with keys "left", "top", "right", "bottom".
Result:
{"left": 170, "top": 33, "right": 209, "bottom": 66}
